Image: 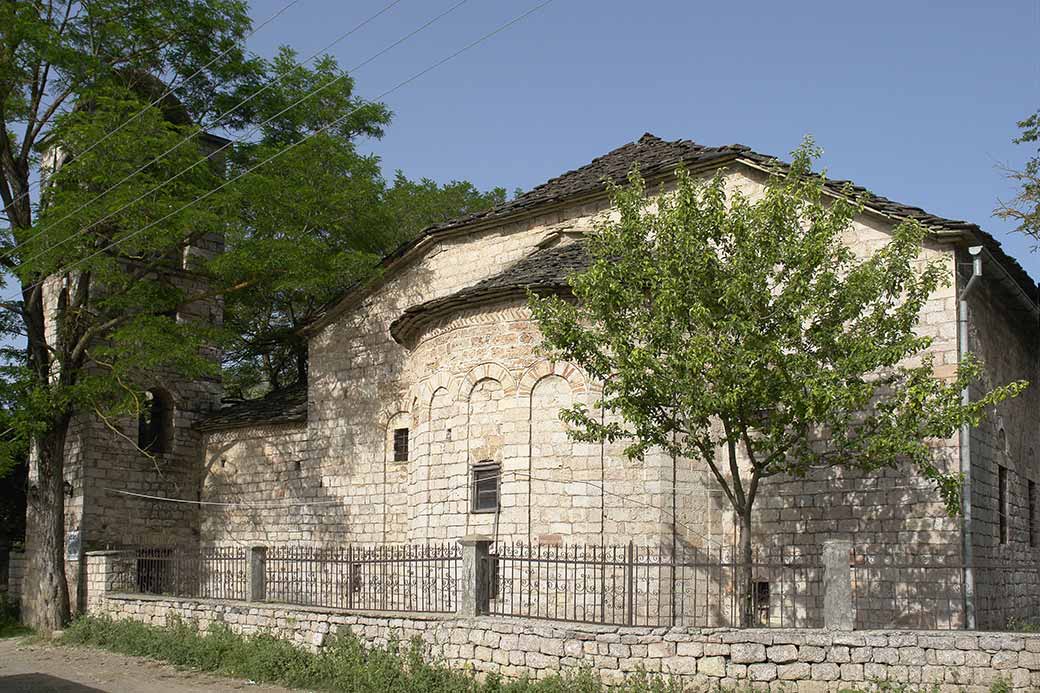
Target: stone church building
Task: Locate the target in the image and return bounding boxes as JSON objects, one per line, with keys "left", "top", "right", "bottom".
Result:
{"left": 52, "top": 134, "right": 1039, "bottom": 626}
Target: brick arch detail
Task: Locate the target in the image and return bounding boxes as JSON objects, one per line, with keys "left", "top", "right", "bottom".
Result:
{"left": 457, "top": 362, "right": 517, "bottom": 401}
{"left": 516, "top": 359, "right": 588, "bottom": 402}
{"left": 413, "top": 370, "right": 456, "bottom": 410}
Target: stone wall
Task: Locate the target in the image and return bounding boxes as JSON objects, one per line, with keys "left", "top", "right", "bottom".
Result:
{"left": 2, "top": 550, "right": 24, "bottom": 601}
{"left": 89, "top": 591, "right": 1040, "bottom": 692}
{"left": 962, "top": 258, "right": 1040, "bottom": 631}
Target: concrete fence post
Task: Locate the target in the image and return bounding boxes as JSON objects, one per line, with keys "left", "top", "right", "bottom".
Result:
{"left": 822, "top": 539, "right": 854, "bottom": 631}
{"left": 458, "top": 535, "right": 492, "bottom": 617}
{"left": 246, "top": 546, "right": 267, "bottom": 602}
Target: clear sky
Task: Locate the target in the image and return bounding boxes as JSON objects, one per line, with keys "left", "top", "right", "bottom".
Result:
{"left": 243, "top": 0, "right": 1040, "bottom": 281}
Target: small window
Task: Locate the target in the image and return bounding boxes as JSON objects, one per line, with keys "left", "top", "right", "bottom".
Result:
{"left": 393, "top": 428, "right": 409, "bottom": 462}
{"left": 1029, "top": 480, "right": 1036, "bottom": 548}
{"left": 998, "top": 465, "right": 1008, "bottom": 545}
{"left": 753, "top": 580, "right": 771, "bottom": 626}
{"left": 471, "top": 462, "right": 500, "bottom": 513}
{"left": 137, "top": 388, "right": 173, "bottom": 455}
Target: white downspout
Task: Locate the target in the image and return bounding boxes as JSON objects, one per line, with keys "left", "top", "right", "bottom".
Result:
{"left": 959, "top": 245, "right": 983, "bottom": 630}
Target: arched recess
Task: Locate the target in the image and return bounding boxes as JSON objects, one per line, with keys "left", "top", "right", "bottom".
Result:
{"left": 458, "top": 362, "right": 517, "bottom": 402}
{"left": 516, "top": 359, "right": 588, "bottom": 402}
{"left": 138, "top": 387, "right": 174, "bottom": 455}
{"left": 413, "top": 370, "right": 455, "bottom": 415}
{"left": 381, "top": 407, "right": 412, "bottom": 543}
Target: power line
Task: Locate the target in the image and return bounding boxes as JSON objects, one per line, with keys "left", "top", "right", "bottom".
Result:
{"left": 0, "top": 0, "right": 303, "bottom": 221}
{"left": 16, "top": 0, "right": 553, "bottom": 297}
{"left": 4, "top": 0, "right": 414, "bottom": 269}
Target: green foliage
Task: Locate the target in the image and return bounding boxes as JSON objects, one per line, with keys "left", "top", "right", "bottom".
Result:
{"left": 997, "top": 110, "right": 1040, "bottom": 246}
{"left": 531, "top": 138, "right": 1026, "bottom": 537}
{"left": 217, "top": 52, "right": 506, "bottom": 396}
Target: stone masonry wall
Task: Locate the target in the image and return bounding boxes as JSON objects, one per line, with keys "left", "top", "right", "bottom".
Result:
{"left": 963, "top": 256, "right": 1040, "bottom": 629}
{"left": 90, "top": 591, "right": 1040, "bottom": 692}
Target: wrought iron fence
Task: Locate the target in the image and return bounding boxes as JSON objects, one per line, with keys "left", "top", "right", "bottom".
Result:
{"left": 265, "top": 544, "right": 461, "bottom": 613}
{"left": 114, "top": 543, "right": 461, "bottom": 614}
{"left": 851, "top": 548, "right": 1040, "bottom": 631}
{"left": 483, "top": 542, "right": 823, "bottom": 628}
{"left": 111, "top": 546, "right": 247, "bottom": 600}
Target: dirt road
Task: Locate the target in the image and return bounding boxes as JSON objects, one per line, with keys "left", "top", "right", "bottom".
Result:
{"left": 0, "top": 637, "right": 302, "bottom": 693}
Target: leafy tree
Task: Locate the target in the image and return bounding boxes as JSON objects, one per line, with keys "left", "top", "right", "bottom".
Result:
{"left": 531, "top": 141, "right": 1026, "bottom": 625}
{"left": 0, "top": 0, "right": 259, "bottom": 631}
{"left": 216, "top": 49, "right": 506, "bottom": 397}
{"left": 997, "top": 111, "right": 1039, "bottom": 247}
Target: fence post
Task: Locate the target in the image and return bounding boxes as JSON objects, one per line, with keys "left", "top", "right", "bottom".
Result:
{"left": 246, "top": 546, "right": 267, "bottom": 602}
{"left": 822, "top": 539, "right": 854, "bottom": 631}
{"left": 458, "top": 535, "right": 491, "bottom": 617}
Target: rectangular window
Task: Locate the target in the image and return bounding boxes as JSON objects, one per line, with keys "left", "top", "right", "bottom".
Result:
{"left": 1029, "top": 480, "right": 1037, "bottom": 548}
{"left": 471, "top": 463, "right": 500, "bottom": 513}
{"left": 753, "top": 580, "right": 771, "bottom": 626}
{"left": 998, "top": 465, "right": 1008, "bottom": 545}
{"left": 393, "top": 428, "right": 409, "bottom": 462}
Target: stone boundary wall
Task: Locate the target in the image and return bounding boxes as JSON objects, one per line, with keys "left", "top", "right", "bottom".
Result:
{"left": 2, "top": 550, "right": 24, "bottom": 600}
{"left": 90, "top": 592, "right": 1040, "bottom": 693}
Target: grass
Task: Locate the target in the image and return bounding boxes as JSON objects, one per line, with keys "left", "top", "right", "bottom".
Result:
{"left": 61, "top": 615, "right": 1012, "bottom": 693}
{"left": 0, "top": 592, "right": 32, "bottom": 638}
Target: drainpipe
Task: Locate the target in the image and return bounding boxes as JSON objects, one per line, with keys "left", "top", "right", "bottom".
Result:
{"left": 959, "top": 245, "right": 983, "bottom": 630}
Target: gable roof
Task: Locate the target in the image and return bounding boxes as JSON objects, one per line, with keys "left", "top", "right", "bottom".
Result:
{"left": 390, "top": 240, "right": 590, "bottom": 345}
{"left": 306, "top": 133, "right": 1038, "bottom": 334}
{"left": 196, "top": 384, "right": 307, "bottom": 432}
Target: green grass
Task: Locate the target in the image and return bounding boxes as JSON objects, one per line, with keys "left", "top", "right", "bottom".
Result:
{"left": 60, "top": 615, "right": 1012, "bottom": 693}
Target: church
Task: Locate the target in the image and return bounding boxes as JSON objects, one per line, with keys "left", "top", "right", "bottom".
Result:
{"left": 51, "top": 133, "right": 1039, "bottom": 627}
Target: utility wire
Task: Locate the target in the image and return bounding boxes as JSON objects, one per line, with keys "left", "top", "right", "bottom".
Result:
{"left": 15, "top": 0, "right": 553, "bottom": 296}
{"left": 5, "top": 0, "right": 415, "bottom": 269}
{"left": 0, "top": 0, "right": 303, "bottom": 221}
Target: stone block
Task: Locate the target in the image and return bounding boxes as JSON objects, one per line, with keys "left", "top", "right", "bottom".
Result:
{"left": 767, "top": 644, "right": 798, "bottom": 664}
{"left": 777, "top": 662, "right": 810, "bottom": 680}
{"left": 697, "top": 656, "right": 726, "bottom": 677}
{"left": 747, "top": 663, "right": 777, "bottom": 681}
{"left": 731, "top": 643, "right": 766, "bottom": 664}
{"left": 810, "top": 662, "right": 839, "bottom": 681}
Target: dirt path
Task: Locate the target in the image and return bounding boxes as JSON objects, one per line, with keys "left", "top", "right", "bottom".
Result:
{"left": 0, "top": 637, "right": 304, "bottom": 693}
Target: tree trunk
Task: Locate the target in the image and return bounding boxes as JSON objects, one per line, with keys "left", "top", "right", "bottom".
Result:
{"left": 737, "top": 508, "right": 754, "bottom": 628}
{"left": 21, "top": 416, "right": 71, "bottom": 632}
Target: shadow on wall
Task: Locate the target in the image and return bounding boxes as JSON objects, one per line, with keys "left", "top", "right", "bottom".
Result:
{"left": 200, "top": 424, "right": 359, "bottom": 547}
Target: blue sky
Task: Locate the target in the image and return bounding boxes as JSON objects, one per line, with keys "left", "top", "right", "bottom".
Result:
{"left": 245, "top": 0, "right": 1040, "bottom": 280}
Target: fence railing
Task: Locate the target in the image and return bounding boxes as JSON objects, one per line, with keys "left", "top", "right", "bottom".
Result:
{"left": 111, "top": 546, "right": 247, "bottom": 601}
{"left": 105, "top": 540, "right": 1040, "bottom": 632}
{"left": 265, "top": 544, "right": 461, "bottom": 613}
{"left": 111, "top": 543, "right": 461, "bottom": 614}
{"left": 484, "top": 542, "right": 822, "bottom": 628}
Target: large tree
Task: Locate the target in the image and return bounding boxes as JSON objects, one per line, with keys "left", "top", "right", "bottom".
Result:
{"left": 1, "top": 0, "right": 261, "bottom": 631}
{"left": 531, "top": 141, "right": 1026, "bottom": 625}
{"left": 218, "top": 53, "right": 506, "bottom": 396}
{"left": 997, "top": 110, "right": 1039, "bottom": 247}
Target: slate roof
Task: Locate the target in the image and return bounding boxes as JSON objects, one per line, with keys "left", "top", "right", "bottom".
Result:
{"left": 390, "top": 241, "right": 590, "bottom": 345}
{"left": 196, "top": 384, "right": 307, "bottom": 432}
{"left": 306, "top": 133, "right": 1036, "bottom": 335}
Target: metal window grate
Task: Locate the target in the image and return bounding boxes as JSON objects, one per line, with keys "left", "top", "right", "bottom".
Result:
{"left": 471, "top": 463, "right": 500, "bottom": 513}
{"left": 393, "top": 428, "right": 409, "bottom": 462}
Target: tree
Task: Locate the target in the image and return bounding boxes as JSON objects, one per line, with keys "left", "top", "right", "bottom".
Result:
{"left": 0, "top": 0, "right": 259, "bottom": 630}
{"left": 996, "top": 111, "right": 1039, "bottom": 247}
{"left": 216, "top": 49, "right": 507, "bottom": 397}
{"left": 530, "top": 141, "right": 1026, "bottom": 625}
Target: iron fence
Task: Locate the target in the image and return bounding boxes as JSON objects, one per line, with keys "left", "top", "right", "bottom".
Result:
{"left": 265, "top": 544, "right": 461, "bottom": 613}
{"left": 111, "top": 546, "right": 247, "bottom": 600}
{"left": 484, "top": 542, "right": 823, "bottom": 628}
